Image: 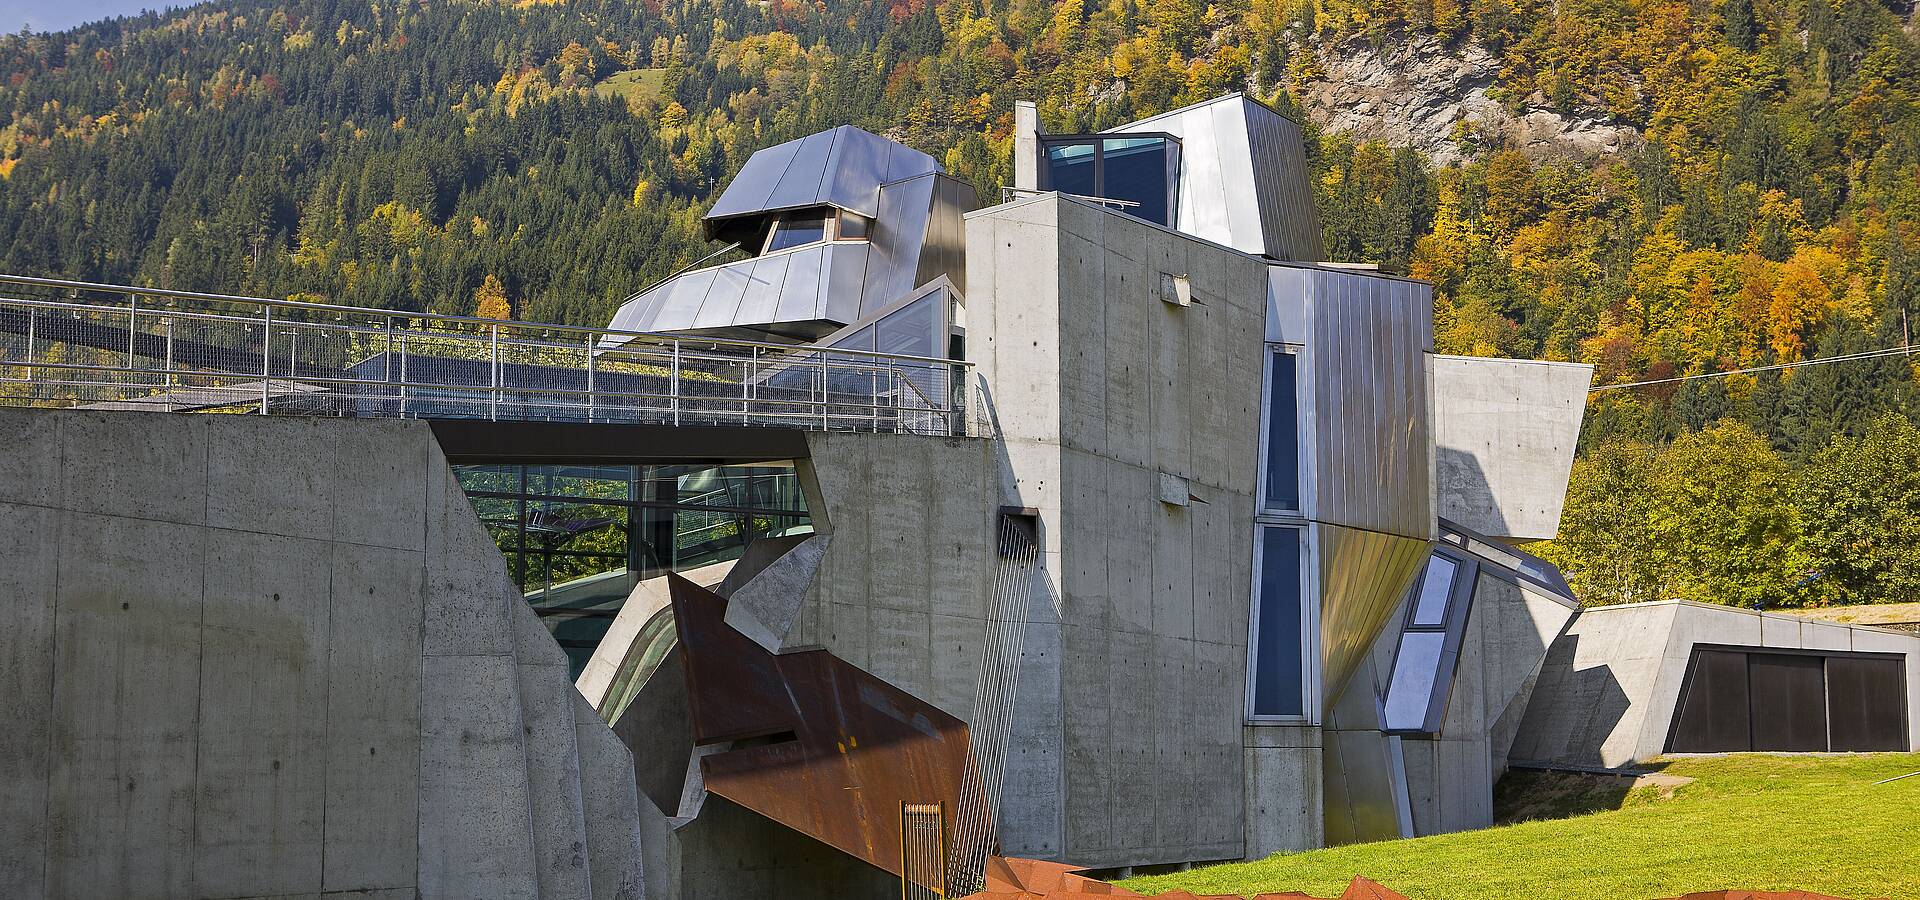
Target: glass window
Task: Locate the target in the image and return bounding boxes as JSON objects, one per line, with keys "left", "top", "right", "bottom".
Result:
{"left": 836, "top": 212, "right": 870, "bottom": 240}
{"left": 1249, "top": 526, "right": 1306, "bottom": 718}
{"left": 767, "top": 216, "right": 827, "bottom": 252}
{"left": 1101, "top": 137, "right": 1172, "bottom": 226}
{"left": 1408, "top": 556, "right": 1458, "bottom": 627}
{"left": 1382, "top": 632, "right": 1446, "bottom": 730}
{"left": 1044, "top": 141, "right": 1097, "bottom": 196}
{"left": 1262, "top": 349, "right": 1300, "bottom": 511}
{"left": 452, "top": 462, "right": 814, "bottom": 678}
{"left": 1040, "top": 136, "right": 1179, "bottom": 227}
{"left": 1381, "top": 550, "right": 1474, "bottom": 734}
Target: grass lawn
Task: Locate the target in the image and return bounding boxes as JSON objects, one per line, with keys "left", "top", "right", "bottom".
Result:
{"left": 1120, "top": 753, "right": 1920, "bottom": 900}
{"left": 595, "top": 68, "right": 667, "bottom": 104}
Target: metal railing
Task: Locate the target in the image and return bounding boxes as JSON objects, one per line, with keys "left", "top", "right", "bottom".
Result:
{"left": 0, "top": 274, "right": 976, "bottom": 436}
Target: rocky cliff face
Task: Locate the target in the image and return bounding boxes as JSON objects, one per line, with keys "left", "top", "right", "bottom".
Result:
{"left": 1299, "top": 34, "right": 1638, "bottom": 166}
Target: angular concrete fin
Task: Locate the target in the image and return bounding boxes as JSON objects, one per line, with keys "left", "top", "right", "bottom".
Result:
{"left": 721, "top": 534, "right": 831, "bottom": 654}
{"left": 574, "top": 692, "right": 675, "bottom": 900}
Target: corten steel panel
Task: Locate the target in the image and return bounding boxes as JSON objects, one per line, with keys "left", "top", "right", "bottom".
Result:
{"left": 1318, "top": 525, "right": 1431, "bottom": 711}
{"left": 1827, "top": 655, "right": 1908, "bottom": 752}
{"left": 1667, "top": 649, "right": 1752, "bottom": 754}
{"left": 667, "top": 574, "right": 974, "bottom": 879}
{"left": 1748, "top": 653, "right": 1829, "bottom": 752}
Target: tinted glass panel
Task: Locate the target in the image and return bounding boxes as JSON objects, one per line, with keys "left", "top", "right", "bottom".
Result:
{"left": 874, "top": 295, "right": 937, "bottom": 357}
{"left": 1044, "top": 141, "right": 1097, "bottom": 196}
{"left": 1383, "top": 632, "right": 1446, "bottom": 731}
{"left": 768, "top": 217, "right": 827, "bottom": 252}
{"left": 1409, "top": 556, "right": 1459, "bottom": 627}
{"left": 837, "top": 212, "right": 870, "bottom": 240}
{"left": 1263, "top": 351, "right": 1300, "bottom": 510}
{"left": 1101, "top": 137, "right": 1171, "bottom": 225}
{"left": 1250, "top": 527, "right": 1305, "bottom": 717}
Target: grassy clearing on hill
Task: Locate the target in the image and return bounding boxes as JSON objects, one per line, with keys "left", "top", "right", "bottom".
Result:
{"left": 1120, "top": 753, "right": 1920, "bottom": 900}
{"left": 594, "top": 68, "right": 667, "bottom": 104}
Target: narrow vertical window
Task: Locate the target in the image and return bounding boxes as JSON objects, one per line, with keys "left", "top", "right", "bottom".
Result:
{"left": 1249, "top": 526, "right": 1306, "bottom": 718}
{"left": 1262, "top": 349, "right": 1300, "bottom": 511}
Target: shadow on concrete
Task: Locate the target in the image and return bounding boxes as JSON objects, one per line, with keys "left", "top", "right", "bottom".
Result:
{"left": 1435, "top": 446, "right": 1509, "bottom": 540}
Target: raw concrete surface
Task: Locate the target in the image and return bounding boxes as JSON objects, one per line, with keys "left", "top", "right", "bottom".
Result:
{"left": 1512, "top": 599, "right": 1920, "bottom": 769}
{"left": 1430, "top": 356, "right": 1590, "bottom": 543}
{"left": 965, "top": 196, "right": 1264, "bottom": 868}
{"left": 0, "top": 407, "right": 654, "bottom": 899}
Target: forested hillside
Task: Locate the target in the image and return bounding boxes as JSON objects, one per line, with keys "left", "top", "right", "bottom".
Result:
{"left": 2, "top": 0, "right": 1918, "bottom": 607}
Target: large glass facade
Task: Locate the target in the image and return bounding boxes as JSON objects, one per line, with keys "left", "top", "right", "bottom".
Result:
{"left": 1039, "top": 134, "right": 1181, "bottom": 227}
{"left": 1248, "top": 525, "right": 1307, "bottom": 718}
{"left": 454, "top": 462, "right": 812, "bottom": 677}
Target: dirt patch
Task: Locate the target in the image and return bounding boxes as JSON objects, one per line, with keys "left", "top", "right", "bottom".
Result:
{"left": 1494, "top": 768, "right": 1693, "bottom": 824}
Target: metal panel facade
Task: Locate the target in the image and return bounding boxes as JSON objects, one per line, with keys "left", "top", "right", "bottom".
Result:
{"left": 705, "top": 126, "right": 939, "bottom": 226}
{"left": 1107, "top": 94, "right": 1324, "bottom": 261}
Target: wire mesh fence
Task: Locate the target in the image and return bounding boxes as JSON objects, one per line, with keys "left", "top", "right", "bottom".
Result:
{"left": 0, "top": 274, "right": 976, "bottom": 436}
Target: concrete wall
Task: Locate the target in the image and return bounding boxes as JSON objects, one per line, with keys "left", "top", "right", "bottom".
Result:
{"left": 1430, "top": 356, "right": 1591, "bottom": 543}
{"left": 965, "top": 195, "right": 1267, "bottom": 868}
{"left": 1511, "top": 600, "right": 1920, "bottom": 769}
{"left": 0, "top": 407, "right": 657, "bottom": 899}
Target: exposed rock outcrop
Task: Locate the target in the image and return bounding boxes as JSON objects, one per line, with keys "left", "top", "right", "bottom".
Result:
{"left": 1299, "top": 33, "right": 1638, "bottom": 165}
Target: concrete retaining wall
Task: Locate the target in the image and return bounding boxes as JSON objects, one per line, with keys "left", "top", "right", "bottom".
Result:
{"left": 0, "top": 408, "right": 658, "bottom": 899}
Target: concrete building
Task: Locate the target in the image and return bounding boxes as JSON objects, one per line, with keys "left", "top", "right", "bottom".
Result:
{"left": 0, "top": 93, "right": 1725, "bottom": 899}
{"left": 1512, "top": 600, "right": 1920, "bottom": 770}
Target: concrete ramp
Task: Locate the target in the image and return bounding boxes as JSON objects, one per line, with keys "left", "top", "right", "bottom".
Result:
{"left": 0, "top": 408, "right": 663, "bottom": 899}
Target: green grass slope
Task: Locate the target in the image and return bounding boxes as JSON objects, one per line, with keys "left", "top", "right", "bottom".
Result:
{"left": 1120, "top": 754, "right": 1920, "bottom": 900}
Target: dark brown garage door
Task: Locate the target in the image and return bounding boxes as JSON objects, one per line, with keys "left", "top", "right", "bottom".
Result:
{"left": 1667, "top": 647, "right": 1909, "bottom": 754}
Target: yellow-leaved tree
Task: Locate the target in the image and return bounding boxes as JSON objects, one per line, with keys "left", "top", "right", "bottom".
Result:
{"left": 474, "top": 274, "right": 512, "bottom": 320}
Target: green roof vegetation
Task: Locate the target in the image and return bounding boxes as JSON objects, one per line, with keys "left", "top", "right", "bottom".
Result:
{"left": 1120, "top": 753, "right": 1920, "bottom": 900}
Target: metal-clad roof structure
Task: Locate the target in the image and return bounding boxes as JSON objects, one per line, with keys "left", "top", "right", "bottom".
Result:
{"left": 606, "top": 167, "right": 972, "bottom": 344}
{"left": 1106, "top": 94, "right": 1325, "bottom": 262}
{"left": 703, "top": 125, "right": 941, "bottom": 233}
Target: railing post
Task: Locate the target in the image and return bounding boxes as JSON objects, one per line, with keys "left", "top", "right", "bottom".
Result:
{"left": 820, "top": 352, "right": 829, "bottom": 431}
{"left": 585, "top": 334, "right": 596, "bottom": 423}
{"left": 164, "top": 318, "right": 175, "bottom": 413}
{"left": 743, "top": 345, "right": 754, "bottom": 426}
{"left": 671, "top": 340, "right": 681, "bottom": 426}
{"left": 490, "top": 323, "right": 501, "bottom": 422}
{"left": 260, "top": 305, "right": 272, "bottom": 414}
{"left": 399, "top": 331, "right": 409, "bottom": 418}
{"left": 126, "top": 294, "right": 137, "bottom": 369}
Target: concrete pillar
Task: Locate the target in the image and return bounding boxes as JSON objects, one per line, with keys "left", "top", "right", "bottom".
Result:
{"left": 1013, "top": 101, "right": 1039, "bottom": 191}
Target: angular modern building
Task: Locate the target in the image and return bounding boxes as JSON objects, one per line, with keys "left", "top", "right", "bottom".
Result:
{"left": 0, "top": 93, "right": 1752, "bottom": 900}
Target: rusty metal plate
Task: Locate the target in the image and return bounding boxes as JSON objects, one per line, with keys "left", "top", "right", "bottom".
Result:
{"left": 669, "top": 573, "right": 975, "bottom": 879}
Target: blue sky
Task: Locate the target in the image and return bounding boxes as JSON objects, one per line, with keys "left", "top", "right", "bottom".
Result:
{"left": 4, "top": 0, "right": 172, "bottom": 33}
